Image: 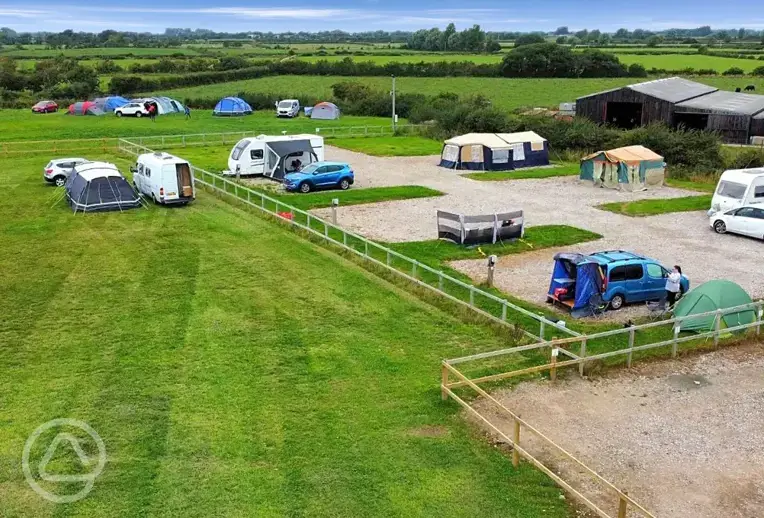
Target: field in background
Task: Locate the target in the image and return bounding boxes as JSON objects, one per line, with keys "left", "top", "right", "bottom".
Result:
{"left": 156, "top": 75, "right": 764, "bottom": 110}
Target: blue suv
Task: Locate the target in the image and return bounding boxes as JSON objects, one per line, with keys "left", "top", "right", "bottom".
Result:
{"left": 549, "top": 250, "right": 690, "bottom": 313}
{"left": 284, "top": 161, "right": 354, "bottom": 193}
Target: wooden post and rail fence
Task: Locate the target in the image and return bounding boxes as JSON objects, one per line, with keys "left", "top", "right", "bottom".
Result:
{"left": 440, "top": 300, "right": 764, "bottom": 518}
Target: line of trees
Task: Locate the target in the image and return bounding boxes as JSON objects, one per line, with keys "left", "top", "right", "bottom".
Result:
{"left": 404, "top": 24, "right": 501, "bottom": 53}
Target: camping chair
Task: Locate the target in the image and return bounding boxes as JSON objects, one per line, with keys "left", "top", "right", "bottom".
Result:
{"left": 587, "top": 293, "right": 608, "bottom": 318}
{"left": 646, "top": 292, "right": 670, "bottom": 320}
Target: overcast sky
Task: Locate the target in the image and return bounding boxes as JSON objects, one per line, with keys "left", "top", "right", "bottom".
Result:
{"left": 2, "top": 1, "right": 764, "bottom": 33}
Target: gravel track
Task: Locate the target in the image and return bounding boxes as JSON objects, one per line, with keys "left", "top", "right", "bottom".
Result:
{"left": 315, "top": 146, "right": 764, "bottom": 305}
{"left": 476, "top": 344, "right": 764, "bottom": 518}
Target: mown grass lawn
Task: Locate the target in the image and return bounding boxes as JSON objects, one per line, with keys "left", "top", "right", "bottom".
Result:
{"left": 0, "top": 153, "right": 567, "bottom": 517}
{"left": 598, "top": 195, "right": 712, "bottom": 216}
{"left": 0, "top": 110, "right": 394, "bottom": 142}
{"left": 463, "top": 163, "right": 579, "bottom": 181}
{"left": 329, "top": 136, "right": 443, "bottom": 156}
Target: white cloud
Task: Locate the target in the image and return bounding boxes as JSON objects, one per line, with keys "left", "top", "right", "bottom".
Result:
{"left": 0, "top": 8, "right": 51, "bottom": 17}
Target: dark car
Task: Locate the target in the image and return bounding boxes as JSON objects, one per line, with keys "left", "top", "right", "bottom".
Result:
{"left": 32, "top": 101, "right": 58, "bottom": 114}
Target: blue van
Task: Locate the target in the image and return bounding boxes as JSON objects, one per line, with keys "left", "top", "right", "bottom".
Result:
{"left": 548, "top": 250, "right": 689, "bottom": 317}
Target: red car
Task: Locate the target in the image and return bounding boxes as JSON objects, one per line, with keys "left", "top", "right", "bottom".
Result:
{"left": 32, "top": 100, "right": 58, "bottom": 114}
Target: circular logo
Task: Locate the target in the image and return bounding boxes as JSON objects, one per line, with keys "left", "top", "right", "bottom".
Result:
{"left": 22, "top": 418, "right": 107, "bottom": 504}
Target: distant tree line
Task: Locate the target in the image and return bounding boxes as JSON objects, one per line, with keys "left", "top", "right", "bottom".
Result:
{"left": 3, "top": 24, "right": 764, "bottom": 48}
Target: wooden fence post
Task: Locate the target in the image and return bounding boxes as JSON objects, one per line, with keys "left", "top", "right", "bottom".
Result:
{"left": 671, "top": 324, "right": 680, "bottom": 357}
{"left": 386, "top": 250, "right": 391, "bottom": 266}
{"left": 714, "top": 309, "right": 722, "bottom": 348}
{"left": 469, "top": 286, "right": 475, "bottom": 306}
{"left": 438, "top": 272, "right": 444, "bottom": 291}
{"left": 539, "top": 319, "right": 545, "bottom": 341}
{"left": 757, "top": 302, "right": 763, "bottom": 335}
{"left": 411, "top": 261, "right": 417, "bottom": 278}
{"left": 512, "top": 418, "right": 521, "bottom": 468}
{"left": 441, "top": 363, "right": 448, "bottom": 401}
{"left": 550, "top": 347, "right": 558, "bottom": 382}
{"left": 617, "top": 493, "right": 628, "bottom": 518}
{"left": 501, "top": 302, "right": 507, "bottom": 321}
{"left": 627, "top": 327, "right": 635, "bottom": 368}
{"left": 578, "top": 338, "right": 587, "bottom": 376}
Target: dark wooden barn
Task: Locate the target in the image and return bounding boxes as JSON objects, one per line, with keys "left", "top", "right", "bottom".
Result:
{"left": 576, "top": 77, "right": 764, "bottom": 144}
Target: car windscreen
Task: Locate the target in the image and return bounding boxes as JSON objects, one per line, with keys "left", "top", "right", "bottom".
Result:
{"left": 716, "top": 180, "right": 746, "bottom": 200}
{"left": 278, "top": 101, "right": 293, "bottom": 108}
{"left": 300, "top": 163, "right": 319, "bottom": 174}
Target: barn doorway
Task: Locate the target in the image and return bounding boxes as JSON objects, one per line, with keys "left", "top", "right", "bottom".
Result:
{"left": 605, "top": 102, "right": 642, "bottom": 129}
{"left": 673, "top": 112, "right": 709, "bottom": 131}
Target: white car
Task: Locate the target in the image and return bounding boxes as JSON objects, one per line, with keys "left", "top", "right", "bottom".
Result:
{"left": 276, "top": 99, "right": 300, "bottom": 118}
{"left": 43, "top": 157, "right": 89, "bottom": 186}
{"left": 115, "top": 103, "right": 148, "bottom": 118}
{"left": 710, "top": 205, "right": 764, "bottom": 240}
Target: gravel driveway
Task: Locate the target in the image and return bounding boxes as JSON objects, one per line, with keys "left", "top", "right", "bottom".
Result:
{"left": 315, "top": 146, "right": 764, "bottom": 301}
{"left": 477, "top": 344, "right": 764, "bottom": 518}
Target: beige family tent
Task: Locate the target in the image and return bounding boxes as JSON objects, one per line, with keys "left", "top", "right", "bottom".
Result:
{"left": 580, "top": 145, "right": 665, "bottom": 191}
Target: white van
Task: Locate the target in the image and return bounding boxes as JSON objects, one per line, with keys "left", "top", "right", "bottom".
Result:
{"left": 132, "top": 152, "right": 195, "bottom": 205}
{"left": 225, "top": 134, "right": 324, "bottom": 180}
{"left": 276, "top": 99, "right": 300, "bottom": 118}
{"left": 709, "top": 168, "right": 764, "bottom": 215}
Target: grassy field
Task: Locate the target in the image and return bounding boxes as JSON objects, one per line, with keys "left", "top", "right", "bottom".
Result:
{"left": 0, "top": 151, "right": 569, "bottom": 517}
{"left": 156, "top": 76, "right": 764, "bottom": 111}
{"left": 329, "top": 136, "right": 443, "bottom": 156}
{"left": 617, "top": 54, "right": 764, "bottom": 72}
{"left": 298, "top": 54, "right": 503, "bottom": 64}
{"left": 0, "top": 110, "right": 394, "bottom": 142}
{"left": 598, "top": 195, "right": 712, "bottom": 216}
{"left": 463, "top": 163, "right": 579, "bottom": 181}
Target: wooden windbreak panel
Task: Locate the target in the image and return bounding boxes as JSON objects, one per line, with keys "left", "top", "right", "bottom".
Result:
{"left": 176, "top": 163, "right": 193, "bottom": 197}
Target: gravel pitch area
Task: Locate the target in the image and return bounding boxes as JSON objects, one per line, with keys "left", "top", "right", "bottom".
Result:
{"left": 315, "top": 146, "right": 764, "bottom": 307}
{"left": 475, "top": 344, "right": 764, "bottom": 518}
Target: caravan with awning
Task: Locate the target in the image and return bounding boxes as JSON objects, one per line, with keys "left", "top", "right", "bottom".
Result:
{"left": 225, "top": 134, "right": 325, "bottom": 181}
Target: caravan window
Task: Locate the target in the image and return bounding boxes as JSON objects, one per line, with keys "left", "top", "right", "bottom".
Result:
{"left": 137, "top": 164, "right": 144, "bottom": 175}
{"left": 755, "top": 185, "right": 764, "bottom": 198}
{"left": 716, "top": 180, "right": 746, "bottom": 200}
{"left": 250, "top": 149, "right": 263, "bottom": 160}
{"left": 231, "top": 140, "right": 250, "bottom": 161}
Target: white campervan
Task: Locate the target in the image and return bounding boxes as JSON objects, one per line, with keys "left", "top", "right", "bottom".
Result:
{"left": 276, "top": 99, "right": 300, "bottom": 118}
{"left": 225, "top": 134, "right": 324, "bottom": 181}
{"left": 709, "top": 167, "right": 764, "bottom": 215}
{"left": 132, "top": 152, "right": 195, "bottom": 205}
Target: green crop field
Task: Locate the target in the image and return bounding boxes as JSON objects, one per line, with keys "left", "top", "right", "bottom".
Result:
{"left": 0, "top": 110, "right": 394, "bottom": 142}
{"left": 616, "top": 54, "right": 764, "bottom": 72}
{"left": 0, "top": 151, "right": 568, "bottom": 517}
{"left": 155, "top": 75, "right": 764, "bottom": 111}
{"left": 297, "top": 54, "right": 503, "bottom": 64}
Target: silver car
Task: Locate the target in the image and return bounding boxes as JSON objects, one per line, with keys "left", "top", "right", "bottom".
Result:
{"left": 43, "top": 158, "right": 89, "bottom": 187}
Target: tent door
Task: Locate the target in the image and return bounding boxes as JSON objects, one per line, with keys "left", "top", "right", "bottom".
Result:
{"left": 176, "top": 163, "right": 193, "bottom": 198}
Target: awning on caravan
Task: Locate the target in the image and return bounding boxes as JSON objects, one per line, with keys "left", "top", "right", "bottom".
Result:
{"left": 264, "top": 139, "right": 318, "bottom": 181}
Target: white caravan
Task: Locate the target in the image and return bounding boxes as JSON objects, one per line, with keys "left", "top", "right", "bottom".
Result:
{"left": 225, "top": 134, "right": 324, "bottom": 181}
{"left": 708, "top": 167, "right": 764, "bottom": 215}
{"left": 276, "top": 99, "right": 300, "bottom": 118}
{"left": 132, "top": 152, "right": 195, "bottom": 205}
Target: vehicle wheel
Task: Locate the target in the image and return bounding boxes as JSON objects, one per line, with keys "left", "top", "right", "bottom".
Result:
{"left": 609, "top": 294, "right": 625, "bottom": 310}
{"left": 54, "top": 176, "right": 66, "bottom": 187}
{"left": 299, "top": 182, "right": 311, "bottom": 193}
{"left": 135, "top": 112, "right": 142, "bottom": 118}
{"left": 713, "top": 220, "right": 726, "bottom": 234}
{"left": 338, "top": 179, "right": 350, "bottom": 190}
{"left": 116, "top": 111, "right": 123, "bottom": 117}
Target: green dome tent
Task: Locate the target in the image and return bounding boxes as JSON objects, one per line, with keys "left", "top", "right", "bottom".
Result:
{"left": 674, "top": 280, "right": 756, "bottom": 332}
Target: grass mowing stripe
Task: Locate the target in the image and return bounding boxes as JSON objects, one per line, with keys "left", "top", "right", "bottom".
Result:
{"left": 0, "top": 154, "right": 570, "bottom": 517}
{"left": 598, "top": 195, "right": 712, "bottom": 216}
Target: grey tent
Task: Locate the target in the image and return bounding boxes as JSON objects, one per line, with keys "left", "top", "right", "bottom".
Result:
{"left": 264, "top": 139, "right": 318, "bottom": 181}
{"left": 310, "top": 102, "right": 340, "bottom": 120}
{"left": 65, "top": 162, "right": 141, "bottom": 213}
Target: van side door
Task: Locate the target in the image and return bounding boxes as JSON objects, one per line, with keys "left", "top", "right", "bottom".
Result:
{"left": 644, "top": 263, "right": 666, "bottom": 301}
{"left": 624, "top": 264, "right": 646, "bottom": 301}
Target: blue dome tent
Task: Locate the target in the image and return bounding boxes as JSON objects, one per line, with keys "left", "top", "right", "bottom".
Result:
{"left": 213, "top": 97, "right": 252, "bottom": 117}
{"left": 104, "top": 96, "right": 130, "bottom": 112}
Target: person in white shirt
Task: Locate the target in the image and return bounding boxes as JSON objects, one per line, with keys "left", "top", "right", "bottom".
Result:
{"left": 665, "top": 265, "right": 682, "bottom": 308}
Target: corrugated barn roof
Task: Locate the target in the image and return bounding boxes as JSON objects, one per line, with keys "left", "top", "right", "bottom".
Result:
{"left": 577, "top": 77, "right": 718, "bottom": 103}
{"left": 675, "top": 91, "right": 764, "bottom": 116}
